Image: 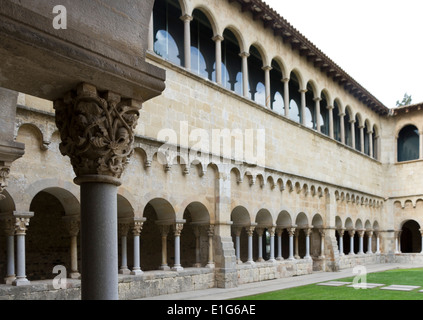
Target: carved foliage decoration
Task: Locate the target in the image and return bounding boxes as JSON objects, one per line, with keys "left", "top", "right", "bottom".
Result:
{"left": 0, "top": 167, "right": 10, "bottom": 201}
{"left": 54, "top": 84, "right": 142, "bottom": 179}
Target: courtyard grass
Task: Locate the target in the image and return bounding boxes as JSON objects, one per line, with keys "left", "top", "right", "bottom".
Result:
{"left": 234, "top": 268, "right": 423, "bottom": 300}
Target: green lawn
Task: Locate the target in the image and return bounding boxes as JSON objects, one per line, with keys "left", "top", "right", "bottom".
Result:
{"left": 234, "top": 268, "right": 423, "bottom": 300}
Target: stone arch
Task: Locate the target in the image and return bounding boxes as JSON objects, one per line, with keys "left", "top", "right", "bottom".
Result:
{"left": 400, "top": 220, "right": 421, "bottom": 253}
{"left": 181, "top": 201, "right": 211, "bottom": 267}
{"left": 16, "top": 123, "right": 47, "bottom": 151}
{"left": 190, "top": 4, "right": 219, "bottom": 37}
{"left": 276, "top": 210, "right": 293, "bottom": 228}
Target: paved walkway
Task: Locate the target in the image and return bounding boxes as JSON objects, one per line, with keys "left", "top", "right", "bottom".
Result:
{"left": 137, "top": 263, "right": 423, "bottom": 300}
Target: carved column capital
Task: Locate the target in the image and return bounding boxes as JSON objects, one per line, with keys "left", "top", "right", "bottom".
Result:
{"left": 207, "top": 224, "right": 215, "bottom": 237}
{"left": 54, "top": 83, "right": 142, "bottom": 180}
{"left": 132, "top": 220, "right": 144, "bottom": 237}
{"left": 245, "top": 225, "right": 255, "bottom": 237}
{"left": 63, "top": 216, "right": 81, "bottom": 237}
{"left": 173, "top": 223, "right": 184, "bottom": 237}
{"left": 287, "top": 227, "right": 296, "bottom": 237}
{"left": 118, "top": 222, "right": 131, "bottom": 237}
{"left": 15, "top": 217, "right": 30, "bottom": 236}
{"left": 0, "top": 166, "right": 10, "bottom": 201}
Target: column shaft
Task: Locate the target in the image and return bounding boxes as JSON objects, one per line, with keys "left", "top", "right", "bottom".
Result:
{"left": 79, "top": 180, "right": 119, "bottom": 300}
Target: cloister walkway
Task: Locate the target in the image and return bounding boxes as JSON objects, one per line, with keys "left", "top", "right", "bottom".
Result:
{"left": 137, "top": 263, "right": 423, "bottom": 300}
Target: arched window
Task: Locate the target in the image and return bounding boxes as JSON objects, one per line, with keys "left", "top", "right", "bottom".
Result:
{"left": 222, "top": 29, "right": 242, "bottom": 95}
{"left": 153, "top": 0, "right": 184, "bottom": 66}
{"left": 289, "top": 73, "right": 301, "bottom": 123}
{"left": 320, "top": 94, "right": 329, "bottom": 136}
{"left": 398, "top": 125, "right": 419, "bottom": 162}
{"left": 305, "top": 84, "right": 316, "bottom": 129}
{"left": 333, "top": 101, "right": 341, "bottom": 142}
{"left": 270, "top": 60, "right": 284, "bottom": 114}
{"left": 191, "top": 9, "right": 215, "bottom": 81}
{"left": 248, "top": 46, "right": 265, "bottom": 106}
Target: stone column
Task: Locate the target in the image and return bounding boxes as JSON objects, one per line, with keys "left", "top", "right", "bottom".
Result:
{"left": 13, "top": 213, "right": 33, "bottom": 286}
{"left": 348, "top": 229, "right": 355, "bottom": 255}
{"left": 359, "top": 125, "right": 365, "bottom": 153}
{"left": 319, "top": 229, "right": 326, "bottom": 258}
{"left": 263, "top": 66, "right": 272, "bottom": 108}
{"left": 206, "top": 224, "right": 215, "bottom": 268}
{"left": 339, "top": 112, "right": 346, "bottom": 144}
{"left": 375, "top": 231, "right": 381, "bottom": 254}
{"left": 268, "top": 226, "right": 276, "bottom": 262}
{"left": 368, "top": 130, "right": 374, "bottom": 158}
{"left": 304, "top": 228, "right": 312, "bottom": 260}
{"left": 395, "top": 230, "right": 402, "bottom": 254}
{"left": 357, "top": 230, "right": 365, "bottom": 255}
{"left": 276, "top": 228, "right": 283, "bottom": 260}
{"left": 420, "top": 229, "right": 423, "bottom": 254}
{"left": 158, "top": 224, "right": 170, "bottom": 270}
{"left": 367, "top": 231, "right": 373, "bottom": 254}
{"left": 300, "top": 89, "right": 307, "bottom": 126}
{"left": 213, "top": 35, "right": 224, "bottom": 85}
{"left": 54, "top": 83, "right": 143, "bottom": 300}
{"left": 314, "top": 97, "right": 321, "bottom": 132}
{"left": 282, "top": 78, "right": 290, "bottom": 117}
{"left": 294, "top": 229, "right": 300, "bottom": 259}
{"left": 350, "top": 119, "right": 356, "bottom": 148}
{"left": 193, "top": 225, "right": 202, "bottom": 268}
{"left": 287, "top": 227, "right": 296, "bottom": 260}
{"left": 63, "top": 216, "right": 81, "bottom": 279}
{"left": 245, "top": 225, "right": 255, "bottom": 264}
{"left": 172, "top": 223, "right": 184, "bottom": 271}
{"left": 233, "top": 226, "right": 242, "bottom": 264}
{"left": 3, "top": 217, "right": 16, "bottom": 284}
{"left": 118, "top": 221, "right": 131, "bottom": 275}
{"left": 180, "top": 14, "right": 193, "bottom": 70}
{"left": 256, "top": 227, "right": 264, "bottom": 262}
{"left": 420, "top": 132, "right": 423, "bottom": 160}
{"left": 328, "top": 105, "right": 334, "bottom": 139}
{"left": 131, "top": 219, "right": 144, "bottom": 275}
{"left": 240, "top": 52, "right": 250, "bottom": 98}
{"left": 338, "top": 229, "right": 345, "bottom": 256}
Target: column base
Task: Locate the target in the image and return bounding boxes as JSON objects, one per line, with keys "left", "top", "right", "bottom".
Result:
{"left": 236, "top": 260, "right": 243, "bottom": 265}
{"left": 159, "top": 265, "right": 171, "bottom": 271}
{"left": 70, "top": 272, "right": 81, "bottom": 279}
{"left": 206, "top": 263, "right": 215, "bottom": 269}
{"left": 13, "top": 277, "right": 30, "bottom": 286}
{"left": 131, "top": 269, "right": 143, "bottom": 276}
{"left": 276, "top": 257, "right": 284, "bottom": 261}
{"left": 257, "top": 258, "right": 264, "bottom": 262}
{"left": 4, "top": 275, "right": 16, "bottom": 285}
{"left": 245, "top": 261, "right": 255, "bottom": 265}
{"left": 267, "top": 259, "right": 276, "bottom": 263}
{"left": 304, "top": 256, "right": 312, "bottom": 260}
{"left": 119, "top": 268, "right": 131, "bottom": 275}
{"left": 172, "top": 266, "right": 184, "bottom": 272}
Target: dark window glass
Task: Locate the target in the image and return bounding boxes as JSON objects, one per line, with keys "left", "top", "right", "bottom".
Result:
{"left": 398, "top": 125, "right": 419, "bottom": 162}
{"left": 153, "top": 0, "right": 184, "bottom": 66}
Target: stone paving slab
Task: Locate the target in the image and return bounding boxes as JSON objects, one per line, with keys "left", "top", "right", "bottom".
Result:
{"left": 346, "top": 283, "right": 385, "bottom": 289}
{"left": 380, "top": 285, "right": 421, "bottom": 292}
{"left": 317, "top": 281, "right": 351, "bottom": 287}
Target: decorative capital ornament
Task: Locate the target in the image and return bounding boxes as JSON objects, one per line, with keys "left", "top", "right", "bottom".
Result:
{"left": 0, "top": 166, "right": 10, "bottom": 201}
{"left": 54, "top": 83, "right": 142, "bottom": 180}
